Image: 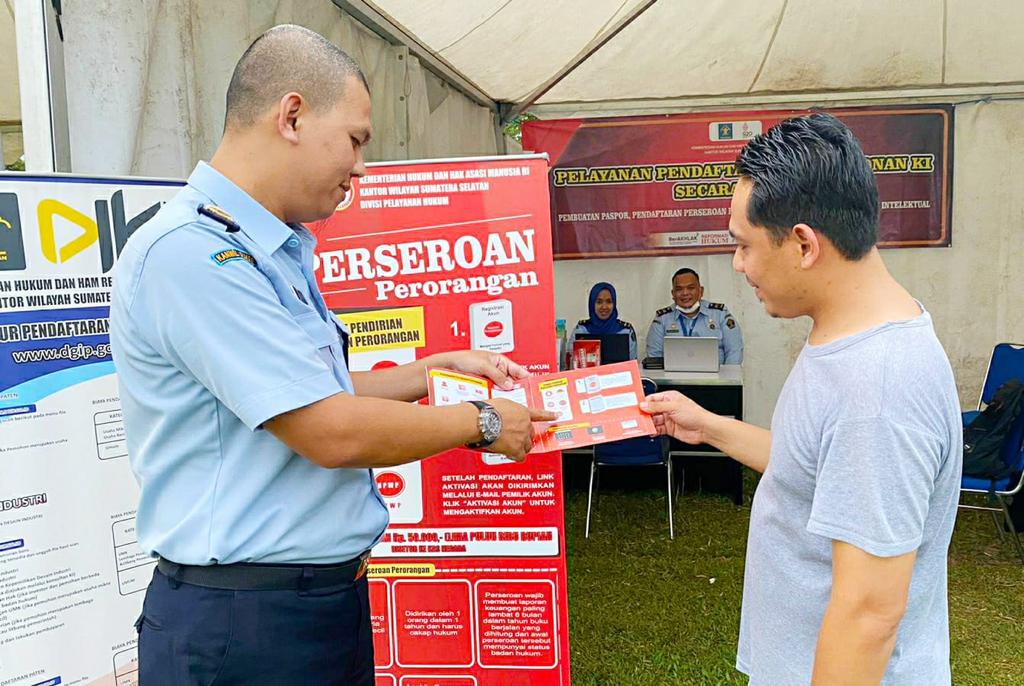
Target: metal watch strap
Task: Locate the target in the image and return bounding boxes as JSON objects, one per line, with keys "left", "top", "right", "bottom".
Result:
{"left": 466, "top": 400, "right": 497, "bottom": 449}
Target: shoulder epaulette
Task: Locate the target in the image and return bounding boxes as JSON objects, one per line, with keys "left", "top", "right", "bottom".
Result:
{"left": 198, "top": 204, "right": 240, "bottom": 233}
{"left": 707, "top": 302, "right": 725, "bottom": 311}
{"left": 577, "top": 319, "right": 588, "bottom": 327}
{"left": 621, "top": 321, "right": 635, "bottom": 331}
{"left": 655, "top": 306, "right": 673, "bottom": 316}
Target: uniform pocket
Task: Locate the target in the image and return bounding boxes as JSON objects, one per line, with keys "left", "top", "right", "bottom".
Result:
{"left": 140, "top": 572, "right": 234, "bottom": 685}
{"left": 293, "top": 310, "right": 338, "bottom": 369}
{"left": 135, "top": 612, "right": 164, "bottom": 632}
{"left": 293, "top": 310, "right": 337, "bottom": 347}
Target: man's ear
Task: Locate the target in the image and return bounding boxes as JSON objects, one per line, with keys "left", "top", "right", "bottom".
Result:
{"left": 792, "top": 223, "right": 822, "bottom": 269}
{"left": 276, "top": 92, "right": 304, "bottom": 144}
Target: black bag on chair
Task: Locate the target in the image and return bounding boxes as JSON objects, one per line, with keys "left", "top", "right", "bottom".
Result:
{"left": 963, "top": 378, "right": 1024, "bottom": 482}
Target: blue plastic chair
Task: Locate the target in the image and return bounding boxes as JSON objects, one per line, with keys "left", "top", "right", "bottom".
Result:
{"left": 959, "top": 343, "right": 1024, "bottom": 563}
{"left": 585, "top": 379, "right": 675, "bottom": 539}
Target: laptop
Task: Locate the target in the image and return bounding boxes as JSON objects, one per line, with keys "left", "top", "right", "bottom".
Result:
{"left": 664, "top": 336, "right": 720, "bottom": 373}
{"left": 577, "top": 333, "right": 631, "bottom": 364}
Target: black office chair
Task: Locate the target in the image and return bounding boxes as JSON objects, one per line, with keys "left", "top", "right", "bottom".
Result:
{"left": 959, "top": 343, "right": 1024, "bottom": 563}
{"left": 585, "top": 378, "right": 675, "bottom": 539}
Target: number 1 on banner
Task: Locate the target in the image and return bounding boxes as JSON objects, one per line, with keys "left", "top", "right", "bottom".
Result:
{"left": 450, "top": 320, "right": 465, "bottom": 338}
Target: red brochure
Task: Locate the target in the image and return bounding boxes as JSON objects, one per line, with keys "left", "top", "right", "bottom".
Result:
{"left": 427, "top": 360, "right": 656, "bottom": 453}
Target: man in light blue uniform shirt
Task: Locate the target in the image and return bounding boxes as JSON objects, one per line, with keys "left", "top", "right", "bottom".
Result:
{"left": 110, "top": 25, "right": 553, "bottom": 686}
{"left": 645, "top": 268, "right": 743, "bottom": 363}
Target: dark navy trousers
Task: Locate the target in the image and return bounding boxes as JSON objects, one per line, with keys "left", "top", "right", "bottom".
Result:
{"left": 136, "top": 568, "right": 374, "bottom": 685}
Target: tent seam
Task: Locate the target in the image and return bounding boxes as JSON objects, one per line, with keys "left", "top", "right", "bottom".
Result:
{"left": 747, "top": 0, "right": 789, "bottom": 93}
{"left": 437, "top": 0, "right": 514, "bottom": 53}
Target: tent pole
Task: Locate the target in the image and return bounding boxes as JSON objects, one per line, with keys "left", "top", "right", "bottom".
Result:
{"left": 13, "top": 0, "right": 71, "bottom": 172}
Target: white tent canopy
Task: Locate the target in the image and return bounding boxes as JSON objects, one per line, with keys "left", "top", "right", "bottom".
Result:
{"left": 13, "top": 0, "right": 1024, "bottom": 176}
{"left": 365, "top": 0, "right": 1024, "bottom": 116}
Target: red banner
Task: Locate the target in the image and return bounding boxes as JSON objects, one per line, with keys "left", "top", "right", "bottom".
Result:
{"left": 310, "top": 155, "right": 571, "bottom": 686}
{"left": 522, "top": 105, "right": 953, "bottom": 259}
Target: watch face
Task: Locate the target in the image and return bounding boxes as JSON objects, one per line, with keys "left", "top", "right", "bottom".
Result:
{"left": 482, "top": 408, "right": 502, "bottom": 442}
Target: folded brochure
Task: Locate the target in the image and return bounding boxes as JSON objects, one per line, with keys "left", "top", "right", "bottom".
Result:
{"left": 426, "top": 360, "right": 657, "bottom": 453}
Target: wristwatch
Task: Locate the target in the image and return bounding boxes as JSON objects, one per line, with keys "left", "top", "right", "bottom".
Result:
{"left": 466, "top": 400, "right": 502, "bottom": 449}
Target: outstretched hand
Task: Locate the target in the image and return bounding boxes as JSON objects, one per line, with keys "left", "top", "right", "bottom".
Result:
{"left": 640, "top": 391, "right": 711, "bottom": 445}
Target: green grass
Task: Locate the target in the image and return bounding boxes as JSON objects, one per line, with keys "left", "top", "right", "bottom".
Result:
{"left": 563, "top": 482, "right": 1024, "bottom": 685}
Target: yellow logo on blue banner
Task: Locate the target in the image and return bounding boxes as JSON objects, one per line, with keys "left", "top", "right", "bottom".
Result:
{"left": 36, "top": 198, "right": 99, "bottom": 265}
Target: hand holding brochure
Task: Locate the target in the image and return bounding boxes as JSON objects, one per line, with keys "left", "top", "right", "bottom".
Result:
{"left": 426, "top": 360, "right": 657, "bottom": 453}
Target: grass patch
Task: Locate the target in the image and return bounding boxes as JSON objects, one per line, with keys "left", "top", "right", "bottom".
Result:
{"left": 564, "top": 478, "right": 1024, "bottom": 685}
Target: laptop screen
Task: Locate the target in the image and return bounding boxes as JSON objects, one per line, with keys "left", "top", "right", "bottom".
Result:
{"left": 664, "top": 336, "right": 719, "bottom": 372}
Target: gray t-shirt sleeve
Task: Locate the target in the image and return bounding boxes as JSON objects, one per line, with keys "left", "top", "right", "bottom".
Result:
{"left": 807, "top": 416, "right": 945, "bottom": 557}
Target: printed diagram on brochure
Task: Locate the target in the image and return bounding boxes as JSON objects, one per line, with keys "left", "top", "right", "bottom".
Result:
{"left": 426, "top": 360, "right": 655, "bottom": 453}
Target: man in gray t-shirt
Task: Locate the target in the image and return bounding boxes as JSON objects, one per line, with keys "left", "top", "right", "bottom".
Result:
{"left": 736, "top": 314, "right": 961, "bottom": 684}
{"left": 643, "top": 114, "right": 961, "bottom": 685}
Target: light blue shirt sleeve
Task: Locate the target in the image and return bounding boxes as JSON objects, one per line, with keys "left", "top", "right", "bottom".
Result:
{"left": 125, "top": 226, "right": 343, "bottom": 430}
{"left": 624, "top": 325, "right": 638, "bottom": 360}
{"left": 645, "top": 315, "right": 666, "bottom": 358}
{"left": 720, "top": 308, "right": 744, "bottom": 364}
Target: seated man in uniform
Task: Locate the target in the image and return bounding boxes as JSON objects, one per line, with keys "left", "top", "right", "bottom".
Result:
{"left": 645, "top": 268, "right": 743, "bottom": 364}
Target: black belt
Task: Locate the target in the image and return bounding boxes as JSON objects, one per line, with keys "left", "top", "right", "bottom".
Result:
{"left": 157, "top": 552, "right": 371, "bottom": 591}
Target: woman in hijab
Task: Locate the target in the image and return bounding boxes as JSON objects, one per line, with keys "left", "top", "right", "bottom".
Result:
{"left": 567, "top": 282, "right": 638, "bottom": 362}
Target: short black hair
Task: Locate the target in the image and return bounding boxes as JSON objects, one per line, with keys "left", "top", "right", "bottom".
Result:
{"left": 225, "top": 25, "right": 369, "bottom": 130}
{"left": 673, "top": 268, "right": 699, "bottom": 282}
{"left": 734, "top": 112, "right": 879, "bottom": 260}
